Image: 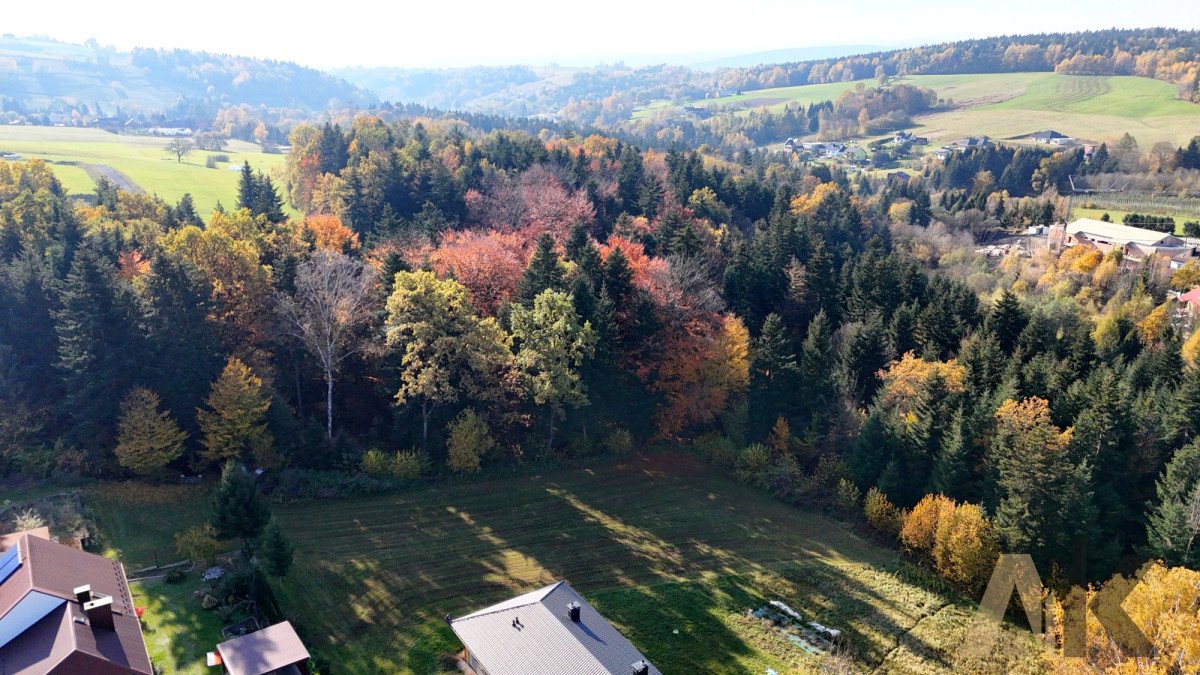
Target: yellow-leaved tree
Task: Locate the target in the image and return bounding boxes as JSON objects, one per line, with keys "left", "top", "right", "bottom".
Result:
{"left": 1047, "top": 562, "right": 1200, "bottom": 673}
{"left": 197, "top": 357, "right": 275, "bottom": 468}
{"left": 114, "top": 387, "right": 187, "bottom": 476}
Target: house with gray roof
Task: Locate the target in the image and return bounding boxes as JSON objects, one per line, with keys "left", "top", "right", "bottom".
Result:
{"left": 449, "top": 580, "right": 660, "bottom": 675}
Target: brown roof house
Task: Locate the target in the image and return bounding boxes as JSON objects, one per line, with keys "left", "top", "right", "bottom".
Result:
{"left": 212, "top": 621, "right": 310, "bottom": 675}
{"left": 449, "top": 581, "right": 660, "bottom": 675}
{"left": 0, "top": 529, "right": 152, "bottom": 674}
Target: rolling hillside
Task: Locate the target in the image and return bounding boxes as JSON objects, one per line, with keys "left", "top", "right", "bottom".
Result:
{"left": 0, "top": 125, "right": 290, "bottom": 217}
{"left": 0, "top": 35, "right": 373, "bottom": 114}
{"left": 636, "top": 72, "right": 1200, "bottom": 148}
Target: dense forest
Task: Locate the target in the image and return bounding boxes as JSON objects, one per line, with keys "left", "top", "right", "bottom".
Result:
{"left": 3, "top": 106, "right": 1200, "bottom": 664}
{"left": 0, "top": 35, "right": 374, "bottom": 120}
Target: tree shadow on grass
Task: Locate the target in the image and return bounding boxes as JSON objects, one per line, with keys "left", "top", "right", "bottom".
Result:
{"left": 273, "top": 454, "right": 1019, "bottom": 673}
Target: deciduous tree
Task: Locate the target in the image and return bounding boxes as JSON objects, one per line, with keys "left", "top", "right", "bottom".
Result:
{"left": 384, "top": 271, "right": 510, "bottom": 446}
{"left": 511, "top": 289, "right": 596, "bottom": 448}
{"left": 197, "top": 357, "right": 275, "bottom": 467}
{"left": 278, "top": 250, "right": 375, "bottom": 439}
{"left": 114, "top": 387, "right": 187, "bottom": 476}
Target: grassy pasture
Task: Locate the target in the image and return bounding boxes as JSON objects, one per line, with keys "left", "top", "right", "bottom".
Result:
{"left": 270, "top": 455, "right": 1040, "bottom": 674}
{"left": 634, "top": 73, "right": 1200, "bottom": 148}
{"left": 84, "top": 455, "right": 1042, "bottom": 674}
{"left": 0, "top": 126, "right": 289, "bottom": 217}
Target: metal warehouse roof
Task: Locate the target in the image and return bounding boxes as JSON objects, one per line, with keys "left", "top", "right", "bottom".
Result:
{"left": 450, "top": 581, "right": 661, "bottom": 675}
{"left": 1066, "top": 219, "right": 1182, "bottom": 247}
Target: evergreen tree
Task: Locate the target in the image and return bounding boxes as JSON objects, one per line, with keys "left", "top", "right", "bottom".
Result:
{"left": 932, "top": 407, "right": 972, "bottom": 499}
{"left": 1166, "top": 366, "right": 1200, "bottom": 446}
{"left": 1145, "top": 440, "right": 1200, "bottom": 567}
{"left": 259, "top": 519, "right": 295, "bottom": 577}
{"left": 564, "top": 222, "right": 590, "bottom": 262}
{"left": 750, "top": 313, "right": 800, "bottom": 430}
{"left": 616, "top": 146, "right": 645, "bottom": 215}
{"left": 839, "top": 313, "right": 889, "bottom": 404}
{"left": 990, "top": 397, "right": 1098, "bottom": 571}
{"left": 516, "top": 234, "right": 566, "bottom": 306}
{"left": 236, "top": 162, "right": 256, "bottom": 211}
{"left": 174, "top": 193, "right": 203, "bottom": 227}
{"left": 211, "top": 462, "right": 270, "bottom": 544}
{"left": 142, "top": 254, "right": 222, "bottom": 439}
{"left": 958, "top": 330, "right": 1006, "bottom": 402}
{"left": 602, "top": 246, "right": 633, "bottom": 308}
{"left": 799, "top": 310, "right": 835, "bottom": 414}
{"left": 115, "top": 387, "right": 187, "bottom": 476}
{"left": 55, "top": 247, "right": 144, "bottom": 451}
{"left": 985, "top": 288, "right": 1027, "bottom": 354}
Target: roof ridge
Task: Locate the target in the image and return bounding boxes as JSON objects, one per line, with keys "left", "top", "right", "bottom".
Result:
{"left": 452, "top": 581, "right": 564, "bottom": 622}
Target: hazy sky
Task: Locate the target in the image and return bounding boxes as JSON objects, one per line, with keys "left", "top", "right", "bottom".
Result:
{"left": 6, "top": 0, "right": 1200, "bottom": 69}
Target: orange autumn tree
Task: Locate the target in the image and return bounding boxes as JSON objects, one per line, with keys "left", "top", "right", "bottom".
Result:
{"left": 304, "top": 214, "right": 360, "bottom": 251}
{"left": 424, "top": 230, "right": 526, "bottom": 316}
{"left": 653, "top": 314, "right": 750, "bottom": 438}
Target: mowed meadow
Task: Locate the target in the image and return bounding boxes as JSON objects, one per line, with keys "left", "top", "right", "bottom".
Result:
{"left": 0, "top": 125, "right": 289, "bottom": 217}
{"left": 636, "top": 72, "right": 1200, "bottom": 148}
{"left": 87, "top": 455, "right": 1043, "bottom": 674}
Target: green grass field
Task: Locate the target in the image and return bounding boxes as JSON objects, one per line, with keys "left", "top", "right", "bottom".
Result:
{"left": 635, "top": 73, "right": 1200, "bottom": 148}
{"left": 0, "top": 126, "right": 289, "bottom": 217}
{"left": 131, "top": 579, "right": 227, "bottom": 675}
{"left": 84, "top": 456, "right": 1043, "bottom": 674}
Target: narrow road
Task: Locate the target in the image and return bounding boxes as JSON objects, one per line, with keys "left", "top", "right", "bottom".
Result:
{"left": 83, "top": 163, "right": 143, "bottom": 193}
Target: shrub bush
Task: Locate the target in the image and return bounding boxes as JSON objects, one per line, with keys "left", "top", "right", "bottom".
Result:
{"left": 932, "top": 502, "right": 998, "bottom": 592}
{"left": 604, "top": 427, "right": 634, "bottom": 455}
{"left": 835, "top": 478, "right": 861, "bottom": 512}
{"left": 360, "top": 448, "right": 391, "bottom": 476}
{"left": 900, "top": 494, "right": 954, "bottom": 554}
{"left": 446, "top": 409, "right": 495, "bottom": 473}
{"left": 390, "top": 450, "right": 429, "bottom": 479}
{"left": 175, "top": 523, "right": 221, "bottom": 565}
{"left": 735, "top": 443, "right": 771, "bottom": 486}
{"left": 695, "top": 433, "right": 736, "bottom": 468}
{"left": 269, "top": 469, "right": 399, "bottom": 502}
{"left": 864, "top": 487, "right": 903, "bottom": 537}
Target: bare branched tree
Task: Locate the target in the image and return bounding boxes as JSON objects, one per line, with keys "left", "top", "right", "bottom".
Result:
{"left": 279, "top": 250, "right": 376, "bottom": 439}
{"left": 164, "top": 137, "right": 195, "bottom": 163}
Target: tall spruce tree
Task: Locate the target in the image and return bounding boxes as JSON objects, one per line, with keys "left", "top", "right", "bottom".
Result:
{"left": 750, "top": 313, "right": 800, "bottom": 431}
{"left": 517, "top": 234, "right": 566, "bottom": 306}
{"left": 211, "top": 462, "right": 271, "bottom": 545}
{"left": 986, "top": 289, "right": 1027, "bottom": 354}
{"left": 1145, "top": 440, "right": 1200, "bottom": 568}
{"left": 55, "top": 247, "right": 144, "bottom": 451}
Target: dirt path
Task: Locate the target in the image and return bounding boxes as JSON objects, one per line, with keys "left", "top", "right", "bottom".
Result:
{"left": 82, "top": 163, "right": 143, "bottom": 193}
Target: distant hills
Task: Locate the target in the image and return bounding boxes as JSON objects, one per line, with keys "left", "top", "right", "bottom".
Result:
{"left": 0, "top": 35, "right": 374, "bottom": 115}
{"left": 3, "top": 29, "right": 1198, "bottom": 131}
{"left": 688, "top": 45, "right": 887, "bottom": 70}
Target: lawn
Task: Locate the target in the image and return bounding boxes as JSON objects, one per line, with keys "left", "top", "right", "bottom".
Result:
{"left": 634, "top": 72, "right": 1200, "bottom": 148}
{"left": 83, "top": 455, "right": 1043, "bottom": 674}
{"left": 0, "top": 126, "right": 290, "bottom": 218}
{"left": 131, "top": 577, "right": 227, "bottom": 675}
{"left": 86, "top": 483, "right": 217, "bottom": 569}
{"left": 270, "top": 454, "right": 1041, "bottom": 674}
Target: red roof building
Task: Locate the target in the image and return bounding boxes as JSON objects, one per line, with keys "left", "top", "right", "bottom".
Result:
{"left": 0, "top": 530, "right": 152, "bottom": 674}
